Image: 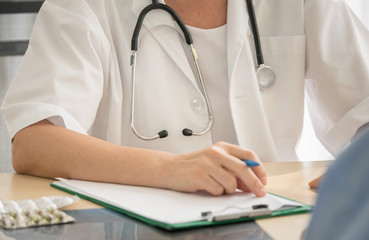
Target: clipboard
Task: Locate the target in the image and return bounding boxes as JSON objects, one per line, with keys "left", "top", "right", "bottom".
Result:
{"left": 51, "top": 178, "right": 311, "bottom": 231}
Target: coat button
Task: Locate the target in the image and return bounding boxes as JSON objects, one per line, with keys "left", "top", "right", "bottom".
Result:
{"left": 191, "top": 99, "right": 203, "bottom": 111}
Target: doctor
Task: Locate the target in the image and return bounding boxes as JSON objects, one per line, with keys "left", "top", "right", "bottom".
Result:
{"left": 1, "top": 0, "right": 369, "bottom": 196}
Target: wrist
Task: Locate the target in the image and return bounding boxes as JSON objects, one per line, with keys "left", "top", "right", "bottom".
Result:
{"left": 152, "top": 152, "right": 178, "bottom": 190}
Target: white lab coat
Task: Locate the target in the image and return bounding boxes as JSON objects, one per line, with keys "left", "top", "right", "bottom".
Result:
{"left": 2, "top": 0, "right": 369, "bottom": 162}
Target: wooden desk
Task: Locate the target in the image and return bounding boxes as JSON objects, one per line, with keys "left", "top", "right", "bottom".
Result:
{"left": 0, "top": 161, "right": 330, "bottom": 240}
{"left": 258, "top": 161, "right": 329, "bottom": 240}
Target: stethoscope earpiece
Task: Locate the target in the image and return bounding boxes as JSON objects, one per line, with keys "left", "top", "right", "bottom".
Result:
{"left": 158, "top": 130, "right": 169, "bottom": 138}
{"left": 182, "top": 129, "right": 193, "bottom": 136}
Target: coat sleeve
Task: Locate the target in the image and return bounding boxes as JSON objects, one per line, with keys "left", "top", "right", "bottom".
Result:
{"left": 0, "top": 0, "right": 110, "bottom": 139}
{"left": 305, "top": 0, "right": 369, "bottom": 156}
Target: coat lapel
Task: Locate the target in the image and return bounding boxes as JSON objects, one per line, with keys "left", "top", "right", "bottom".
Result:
{"left": 227, "top": 0, "right": 249, "bottom": 83}
{"left": 227, "top": 0, "right": 280, "bottom": 161}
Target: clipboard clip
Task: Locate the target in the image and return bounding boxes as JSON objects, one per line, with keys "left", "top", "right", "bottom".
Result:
{"left": 201, "top": 204, "right": 272, "bottom": 222}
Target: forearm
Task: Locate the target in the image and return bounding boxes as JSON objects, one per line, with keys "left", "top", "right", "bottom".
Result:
{"left": 12, "top": 120, "right": 267, "bottom": 196}
{"left": 12, "top": 120, "right": 172, "bottom": 188}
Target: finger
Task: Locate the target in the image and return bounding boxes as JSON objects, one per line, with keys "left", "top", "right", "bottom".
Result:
{"left": 216, "top": 154, "right": 265, "bottom": 196}
{"left": 200, "top": 142, "right": 266, "bottom": 196}
{"left": 208, "top": 166, "right": 237, "bottom": 194}
{"left": 236, "top": 155, "right": 266, "bottom": 186}
{"left": 237, "top": 176, "right": 264, "bottom": 194}
{"left": 236, "top": 177, "right": 251, "bottom": 192}
{"left": 218, "top": 154, "right": 267, "bottom": 193}
{"left": 237, "top": 166, "right": 266, "bottom": 197}
{"left": 200, "top": 175, "right": 225, "bottom": 196}
{"left": 220, "top": 143, "right": 267, "bottom": 186}
{"left": 247, "top": 163, "right": 267, "bottom": 186}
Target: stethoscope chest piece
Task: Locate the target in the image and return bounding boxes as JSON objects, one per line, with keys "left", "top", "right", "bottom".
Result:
{"left": 256, "top": 64, "right": 275, "bottom": 90}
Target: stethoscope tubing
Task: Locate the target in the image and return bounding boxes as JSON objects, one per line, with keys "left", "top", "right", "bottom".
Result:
{"left": 245, "top": 0, "right": 264, "bottom": 65}
{"left": 130, "top": 2, "right": 214, "bottom": 140}
{"left": 131, "top": 3, "right": 193, "bottom": 51}
{"left": 129, "top": 0, "right": 275, "bottom": 140}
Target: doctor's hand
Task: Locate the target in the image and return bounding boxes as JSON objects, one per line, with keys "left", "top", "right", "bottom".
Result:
{"left": 162, "top": 142, "right": 267, "bottom": 197}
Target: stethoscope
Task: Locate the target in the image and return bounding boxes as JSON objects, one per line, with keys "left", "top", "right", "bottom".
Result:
{"left": 130, "top": 0, "right": 275, "bottom": 141}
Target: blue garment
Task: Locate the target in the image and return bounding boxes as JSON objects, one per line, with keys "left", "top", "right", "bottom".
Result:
{"left": 305, "top": 129, "right": 369, "bottom": 240}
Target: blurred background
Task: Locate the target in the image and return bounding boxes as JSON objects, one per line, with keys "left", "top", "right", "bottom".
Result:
{"left": 0, "top": 0, "right": 368, "bottom": 172}
{"left": 1, "top": 0, "right": 44, "bottom": 172}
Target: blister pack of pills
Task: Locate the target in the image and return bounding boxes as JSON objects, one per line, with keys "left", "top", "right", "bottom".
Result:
{"left": 0, "top": 196, "right": 79, "bottom": 229}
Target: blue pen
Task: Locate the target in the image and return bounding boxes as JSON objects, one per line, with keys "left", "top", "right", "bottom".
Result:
{"left": 241, "top": 159, "right": 260, "bottom": 167}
